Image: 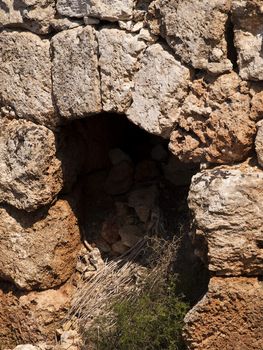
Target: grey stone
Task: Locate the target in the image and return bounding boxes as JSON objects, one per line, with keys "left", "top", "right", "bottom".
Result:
{"left": 51, "top": 26, "right": 102, "bottom": 118}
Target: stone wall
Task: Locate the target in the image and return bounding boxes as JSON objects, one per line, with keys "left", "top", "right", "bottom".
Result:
{"left": 0, "top": 0, "right": 263, "bottom": 349}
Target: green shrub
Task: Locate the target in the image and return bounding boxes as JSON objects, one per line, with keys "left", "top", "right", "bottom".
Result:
{"left": 86, "top": 278, "right": 189, "bottom": 350}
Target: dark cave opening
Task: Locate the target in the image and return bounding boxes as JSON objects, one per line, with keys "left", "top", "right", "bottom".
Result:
{"left": 58, "top": 112, "right": 209, "bottom": 305}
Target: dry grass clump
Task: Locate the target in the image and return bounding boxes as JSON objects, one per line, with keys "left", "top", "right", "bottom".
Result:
{"left": 68, "top": 234, "right": 180, "bottom": 332}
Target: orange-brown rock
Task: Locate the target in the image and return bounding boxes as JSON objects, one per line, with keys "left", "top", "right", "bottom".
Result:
{"left": 0, "top": 199, "right": 81, "bottom": 290}
{"left": 169, "top": 72, "right": 256, "bottom": 163}
{"left": 0, "top": 281, "right": 75, "bottom": 349}
{"left": 184, "top": 277, "right": 263, "bottom": 350}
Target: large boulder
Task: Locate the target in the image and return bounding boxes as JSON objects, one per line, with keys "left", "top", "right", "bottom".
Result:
{"left": 51, "top": 26, "right": 102, "bottom": 118}
{"left": 232, "top": 0, "right": 263, "bottom": 81}
{"left": 188, "top": 163, "right": 263, "bottom": 276}
{"left": 0, "top": 281, "right": 75, "bottom": 348}
{"left": 169, "top": 72, "right": 255, "bottom": 163}
{"left": 0, "top": 199, "right": 81, "bottom": 290}
{"left": 184, "top": 277, "right": 263, "bottom": 350}
{"left": 0, "top": 30, "right": 57, "bottom": 128}
{"left": 149, "top": 0, "right": 232, "bottom": 74}
{"left": 0, "top": 119, "right": 63, "bottom": 211}
{"left": 96, "top": 27, "right": 147, "bottom": 113}
{"left": 127, "top": 43, "right": 191, "bottom": 138}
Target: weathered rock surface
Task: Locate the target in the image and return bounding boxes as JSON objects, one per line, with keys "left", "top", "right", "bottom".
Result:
{"left": 97, "top": 27, "right": 146, "bottom": 113}
{"left": 169, "top": 72, "right": 255, "bottom": 163}
{"left": 0, "top": 31, "right": 57, "bottom": 127}
{"left": 149, "top": 0, "right": 232, "bottom": 74}
{"left": 184, "top": 277, "right": 263, "bottom": 350}
{"left": 188, "top": 163, "right": 263, "bottom": 275}
{"left": 0, "top": 119, "right": 63, "bottom": 211}
{"left": 255, "top": 121, "right": 263, "bottom": 167}
{"left": 87, "top": 0, "right": 133, "bottom": 21}
{"left": 0, "top": 0, "right": 81, "bottom": 34}
{"left": 57, "top": 0, "right": 134, "bottom": 21}
{"left": 51, "top": 26, "right": 101, "bottom": 118}
{"left": 0, "top": 0, "right": 55, "bottom": 34}
{"left": 0, "top": 199, "right": 81, "bottom": 290}
{"left": 232, "top": 0, "right": 263, "bottom": 81}
{"left": 127, "top": 43, "right": 191, "bottom": 138}
{"left": 0, "top": 281, "right": 75, "bottom": 348}
{"left": 13, "top": 345, "right": 39, "bottom": 350}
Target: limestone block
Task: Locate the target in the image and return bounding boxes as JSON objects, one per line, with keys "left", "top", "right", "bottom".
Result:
{"left": 188, "top": 164, "right": 263, "bottom": 275}
{"left": 0, "top": 30, "right": 57, "bottom": 127}
{"left": 255, "top": 120, "right": 263, "bottom": 167}
{"left": 13, "top": 345, "right": 39, "bottom": 350}
{"left": 96, "top": 27, "right": 146, "bottom": 113}
{"left": 149, "top": 0, "right": 232, "bottom": 74}
{"left": 86, "top": 0, "right": 133, "bottom": 21}
{"left": 169, "top": 72, "right": 255, "bottom": 163}
{"left": 56, "top": 0, "right": 86, "bottom": 17}
{"left": 0, "top": 119, "right": 63, "bottom": 211}
{"left": 57, "top": 0, "right": 134, "bottom": 21}
{"left": 127, "top": 43, "right": 191, "bottom": 138}
{"left": 0, "top": 282, "right": 75, "bottom": 348}
{"left": 0, "top": 199, "right": 81, "bottom": 290}
{"left": 184, "top": 277, "right": 263, "bottom": 350}
{"left": 0, "top": 0, "right": 55, "bottom": 34}
{"left": 51, "top": 26, "right": 101, "bottom": 118}
{"left": 232, "top": 0, "right": 263, "bottom": 80}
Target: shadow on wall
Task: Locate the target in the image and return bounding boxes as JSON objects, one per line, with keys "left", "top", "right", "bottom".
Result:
{"left": 56, "top": 112, "right": 209, "bottom": 305}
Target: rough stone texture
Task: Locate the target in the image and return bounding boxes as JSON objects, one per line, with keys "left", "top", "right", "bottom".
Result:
{"left": 169, "top": 72, "right": 255, "bottom": 163}
{"left": 57, "top": 0, "right": 134, "bottom": 21}
{"left": 97, "top": 27, "right": 147, "bottom": 113}
{"left": 250, "top": 83, "right": 263, "bottom": 120}
{"left": 255, "top": 121, "right": 263, "bottom": 167}
{"left": 87, "top": 0, "right": 134, "bottom": 21}
{"left": 149, "top": 0, "right": 232, "bottom": 74}
{"left": 13, "top": 345, "right": 38, "bottom": 350}
{"left": 184, "top": 277, "right": 263, "bottom": 350}
{"left": 127, "top": 43, "right": 191, "bottom": 138}
{"left": 188, "top": 163, "right": 263, "bottom": 276}
{"left": 51, "top": 26, "right": 101, "bottom": 118}
{"left": 232, "top": 0, "right": 263, "bottom": 81}
{"left": 0, "top": 281, "right": 75, "bottom": 348}
{"left": 0, "top": 119, "right": 63, "bottom": 211}
{"left": 56, "top": 0, "right": 86, "bottom": 17}
{"left": 0, "top": 0, "right": 56, "bottom": 34}
{"left": 0, "top": 30, "right": 57, "bottom": 127}
{"left": 0, "top": 199, "right": 81, "bottom": 290}
{"left": 0, "top": 0, "right": 81, "bottom": 34}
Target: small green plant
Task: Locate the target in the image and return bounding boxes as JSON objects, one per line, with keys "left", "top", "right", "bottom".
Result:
{"left": 86, "top": 278, "right": 189, "bottom": 350}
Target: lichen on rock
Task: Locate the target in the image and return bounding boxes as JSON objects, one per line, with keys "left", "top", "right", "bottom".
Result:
{"left": 188, "top": 162, "right": 263, "bottom": 276}
{"left": 0, "top": 119, "right": 63, "bottom": 211}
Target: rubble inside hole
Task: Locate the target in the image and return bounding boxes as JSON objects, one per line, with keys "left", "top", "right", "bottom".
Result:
{"left": 60, "top": 113, "right": 209, "bottom": 304}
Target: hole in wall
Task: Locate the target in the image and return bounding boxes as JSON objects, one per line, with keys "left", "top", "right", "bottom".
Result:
{"left": 58, "top": 112, "right": 209, "bottom": 304}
